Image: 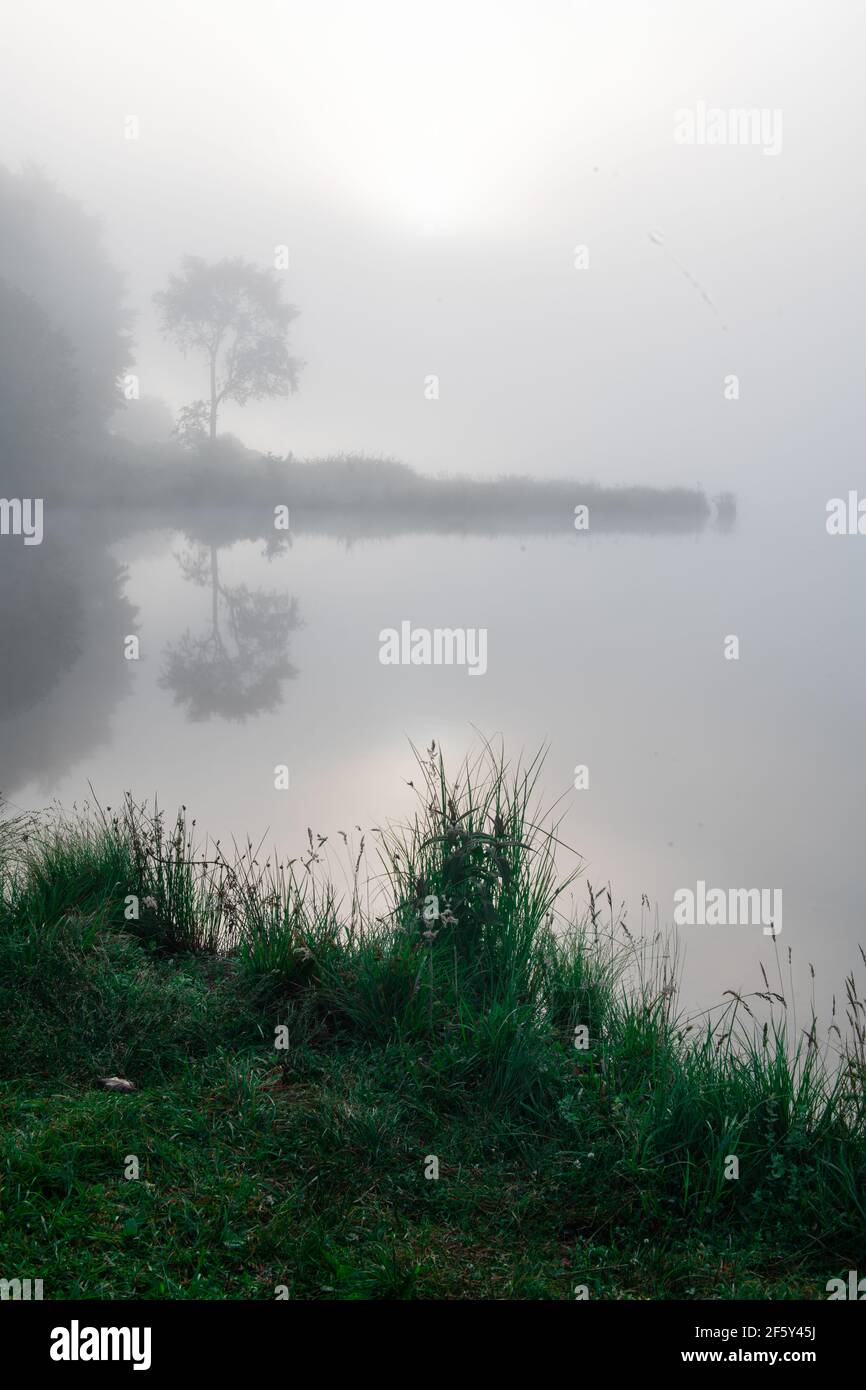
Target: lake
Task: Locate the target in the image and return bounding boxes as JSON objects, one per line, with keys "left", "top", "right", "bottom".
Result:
{"left": 2, "top": 492, "right": 863, "bottom": 1025}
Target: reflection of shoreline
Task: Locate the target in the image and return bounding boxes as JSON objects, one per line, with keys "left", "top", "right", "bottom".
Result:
{"left": 0, "top": 533, "right": 137, "bottom": 796}
{"left": 171, "top": 507, "right": 715, "bottom": 540}
{"left": 49, "top": 504, "right": 733, "bottom": 554}
{"left": 0, "top": 507, "right": 304, "bottom": 795}
{"left": 52, "top": 499, "right": 732, "bottom": 549}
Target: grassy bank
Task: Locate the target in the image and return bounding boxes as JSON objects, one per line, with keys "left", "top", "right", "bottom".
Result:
{"left": 0, "top": 744, "right": 863, "bottom": 1300}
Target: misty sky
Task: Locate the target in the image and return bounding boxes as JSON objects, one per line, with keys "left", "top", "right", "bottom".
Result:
{"left": 2, "top": 0, "right": 864, "bottom": 495}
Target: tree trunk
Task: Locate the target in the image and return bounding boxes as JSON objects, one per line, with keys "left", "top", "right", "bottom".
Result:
{"left": 209, "top": 352, "right": 218, "bottom": 441}
{"left": 210, "top": 547, "right": 220, "bottom": 638}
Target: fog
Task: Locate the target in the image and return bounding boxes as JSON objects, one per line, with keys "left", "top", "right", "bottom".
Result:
{"left": 2, "top": 2, "right": 866, "bottom": 1021}
{"left": 3, "top": 0, "right": 864, "bottom": 492}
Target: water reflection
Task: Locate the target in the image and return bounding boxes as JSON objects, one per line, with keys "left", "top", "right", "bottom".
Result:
{"left": 0, "top": 532, "right": 136, "bottom": 793}
{"left": 0, "top": 488, "right": 729, "bottom": 801}
{"left": 160, "top": 541, "right": 302, "bottom": 721}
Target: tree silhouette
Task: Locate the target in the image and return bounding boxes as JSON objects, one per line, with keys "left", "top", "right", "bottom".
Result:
{"left": 154, "top": 256, "right": 302, "bottom": 441}
{"left": 0, "top": 163, "right": 132, "bottom": 433}
{"left": 0, "top": 280, "right": 78, "bottom": 491}
{"left": 160, "top": 544, "right": 302, "bottom": 721}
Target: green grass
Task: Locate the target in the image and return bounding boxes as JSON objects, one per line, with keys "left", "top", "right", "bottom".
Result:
{"left": 1, "top": 743, "right": 864, "bottom": 1300}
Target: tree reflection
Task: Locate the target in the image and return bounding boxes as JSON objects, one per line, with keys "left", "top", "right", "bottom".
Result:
{"left": 160, "top": 543, "right": 302, "bottom": 721}
{"left": 0, "top": 536, "right": 137, "bottom": 794}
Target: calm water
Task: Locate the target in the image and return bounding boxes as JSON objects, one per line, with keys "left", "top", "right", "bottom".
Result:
{"left": 2, "top": 496, "right": 864, "bottom": 1023}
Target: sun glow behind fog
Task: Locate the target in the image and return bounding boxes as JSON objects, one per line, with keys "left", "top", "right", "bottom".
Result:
{"left": 1, "top": 0, "right": 843, "bottom": 481}
{"left": 248, "top": 0, "right": 651, "bottom": 239}
{"left": 3, "top": 0, "right": 667, "bottom": 242}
